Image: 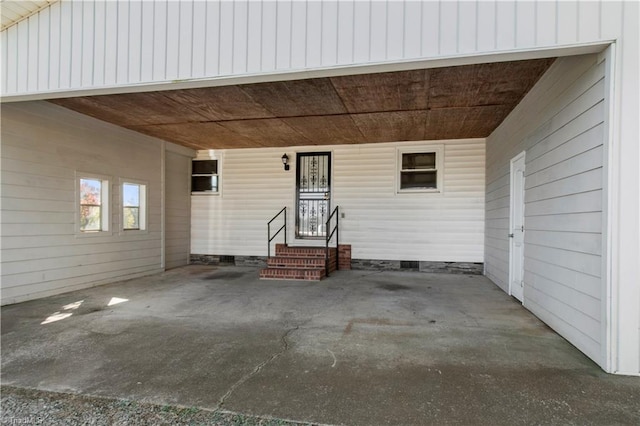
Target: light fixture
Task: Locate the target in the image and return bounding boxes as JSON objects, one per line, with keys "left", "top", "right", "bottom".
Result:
{"left": 282, "top": 153, "right": 289, "bottom": 171}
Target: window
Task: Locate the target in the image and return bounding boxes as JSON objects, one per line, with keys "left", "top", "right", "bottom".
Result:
{"left": 122, "top": 181, "right": 147, "bottom": 231}
{"left": 192, "top": 160, "right": 219, "bottom": 193}
{"left": 397, "top": 146, "right": 443, "bottom": 193}
{"left": 78, "top": 175, "right": 110, "bottom": 233}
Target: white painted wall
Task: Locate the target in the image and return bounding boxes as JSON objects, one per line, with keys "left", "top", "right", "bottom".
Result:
{"left": 191, "top": 139, "right": 485, "bottom": 263}
{"left": 0, "top": 101, "right": 194, "bottom": 305}
{"left": 0, "top": 1, "right": 628, "bottom": 99}
{"left": 164, "top": 149, "right": 192, "bottom": 269}
{"left": 486, "top": 54, "right": 611, "bottom": 370}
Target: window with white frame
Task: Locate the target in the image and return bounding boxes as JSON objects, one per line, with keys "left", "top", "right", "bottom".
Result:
{"left": 122, "top": 181, "right": 147, "bottom": 231}
{"left": 78, "top": 175, "right": 110, "bottom": 233}
{"left": 191, "top": 159, "right": 219, "bottom": 193}
{"left": 397, "top": 146, "right": 444, "bottom": 193}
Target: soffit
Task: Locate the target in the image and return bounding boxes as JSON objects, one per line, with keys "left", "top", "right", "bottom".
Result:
{"left": 1, "top": 0, "right": 56, "bottom": 31}
{"left": 50, "top": 58, "right": 555, "bottom": 150}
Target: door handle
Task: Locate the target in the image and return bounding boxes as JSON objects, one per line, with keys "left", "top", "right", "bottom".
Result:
{"left": 324, "top": 192, "right": 330, "bottom": 200}
{"left": 508, "top": 233, "right": 514, "bottom": 238}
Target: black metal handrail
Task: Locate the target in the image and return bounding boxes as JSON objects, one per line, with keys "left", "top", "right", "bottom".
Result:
{"left": 325, "top": 206, "right": 339, "bottom": 277}
{"left": 267, "top": 207, "right": 287, "bottom": 258}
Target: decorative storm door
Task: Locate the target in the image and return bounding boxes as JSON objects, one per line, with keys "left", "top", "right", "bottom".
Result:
{"left": 296, "top": 152, "right": 331, "bottom": 238}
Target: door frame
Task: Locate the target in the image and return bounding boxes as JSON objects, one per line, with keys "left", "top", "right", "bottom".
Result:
{"left": 295, "top": 151, "right": 332, "bottom": 239}
{"left": 509, "top": 151, "right": 526, "bottom": 302}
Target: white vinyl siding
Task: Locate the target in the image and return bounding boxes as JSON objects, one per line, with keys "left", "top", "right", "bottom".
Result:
{"left": 191, "top": 139, "right": 484, "bottom": 263}
{"left": 485, "top": 55, "right": 606, "bottom": 365}
{"left": 164, "top": 151, "right": 192, "bottom": 270}
{"left": 0, "top": 101, "right": 167, "bottom": 305}
{"left": 0, "top": 0, "right": 629, "bottom": 98}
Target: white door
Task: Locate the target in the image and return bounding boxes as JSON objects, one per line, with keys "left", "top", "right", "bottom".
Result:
{"left": 509, "top": 152, "right": 526, "bottom": 302}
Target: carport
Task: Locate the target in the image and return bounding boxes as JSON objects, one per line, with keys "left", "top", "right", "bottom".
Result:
{"left": 2, "top": 265, "right": 638, "bottom": 425}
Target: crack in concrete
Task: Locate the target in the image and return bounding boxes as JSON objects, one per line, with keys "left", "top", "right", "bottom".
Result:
{"left": 214, "top": 324, "right": 301, "bottom": 411}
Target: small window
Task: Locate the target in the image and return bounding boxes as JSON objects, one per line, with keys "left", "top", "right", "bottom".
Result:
{"left": 122, "top": 181, "right": 147, "bottom": 231}
{"left": 192, "top": 160, "right": 219, "bottom": 193}
{"left": 78, "top": 176, "right": 110, "bottom": 233}
{"left": 398, "top": 147, "right": 443, "bottom": 193}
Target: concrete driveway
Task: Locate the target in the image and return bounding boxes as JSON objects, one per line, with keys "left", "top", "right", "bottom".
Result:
{"left": 2, "top": 266, "right": 639, "bottom": 425}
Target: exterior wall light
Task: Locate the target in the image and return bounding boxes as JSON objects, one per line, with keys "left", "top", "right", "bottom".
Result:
{"left": 282, "top": 153, "right": 290, "bottom": 171}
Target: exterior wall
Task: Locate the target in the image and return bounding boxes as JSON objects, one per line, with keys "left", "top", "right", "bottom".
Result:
{"left": 191, "top": 139, "right": 485, "bottom": 263}
{"left": 485, "top": 55, "right": 606, "bottom": 366}
{"left": 164, "top": 150, "right": 192, "bottom": 269}
{"left": 0, "top": 101, "right": 193, "bottom": 305}
{"left": 0, "top": 1, "right": 627, "bottom": 99}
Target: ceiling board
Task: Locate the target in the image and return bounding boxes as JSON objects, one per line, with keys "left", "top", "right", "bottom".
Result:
{"left": 282, "top": 115, "right": 367, "bottom": 145}
{"left": 50, "top": 58, "right": 555, "bottom": 150}
{"left": 239, "top": 78, "right": 348, "bottom": 117}
{"left": 428, "top": 59, "right": 555, "bottom": 109}
{"left": 162, "top": 86, "right": 275, "bottom": 121}
{"left": 50, "top": 92, "right": 206, "bottom": 126}
{"left": 128, "top": 122, "right": 257, "bottom": 150}
{"left": 351, "top": 111, "right": 428, "bottom": 143}
{"left": 217, "top": 118, "right": 313, "bottom": 147}
{"left": 424, "top": 105, "right": 513, "bottom": 139}
{"left": 330, "top": 69, "right": 430, "bottom": 113}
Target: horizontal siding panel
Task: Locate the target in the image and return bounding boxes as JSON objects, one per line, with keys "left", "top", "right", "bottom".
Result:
{"left": 0, "top": 101, "right": 176, "bottom": 305}
{"left": 2, "top": 248, "right": 162, "bottom": 276}
{"left": 525, "top": 289, "right": 600, "bottom": 363}
{"left": 525, "top": 244, "right": 601, "bottom": 279}
{"left": 524, "top": 258, "right": 601, "bottom": 299}
{"left": 1, "top": 170, "right": 74, "bottom": 190}
{"left": 1, "top": 184, "right": 75, "bottom": 202}
{"left": 1, "top": 265, "right": 163, "bottom": 303}
{"left": 2, "top": 255, "right": 161, "bottom": 289}
{"left": 1, "top": 223, "right": 75, "bottom": 237}
{"left": 526, "top": 125, "right": 604, "bottom": 178}
{"left": 524, "top": 168, "right": 602, "bottom": 203}
{"left": 526, "top": 102, "right": 605, "bottom": 164}
{"left": 1, "top": 233, "right": 161, "bottom": 250}
{"left": 485, "top": 55, "right": 605, "bottom": 367}
{"left": 1, "top": 239, "right": 161, "bottom": 263}
{"left": 525, "top": 230, "right": 601, "bottom": 256}
{"left": 1, "top": 211, "right": 74, "bottom": 225}
{"left": 526, "top": 190, "right": 602, "bottom": 216}
{"left": 192, "top": 139, "right": 485, "bottom": 262}
{"left": 529, "top": 148, "right": 603, "bottom": 193}
{"left": 525, "top": 212, "right": 602, "bottom": 233}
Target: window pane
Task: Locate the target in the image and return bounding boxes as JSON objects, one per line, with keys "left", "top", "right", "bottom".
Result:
{"left": 80, "top": 179, "right": 102, "bottom": 205}
{"left": 80, "top": 206, "right": 102, "bottom": 231}
{"left": 400, "top": 171, "right": 437, "bottom": 189}
{"left": 402, "top": 153, "right": 436, "bottom": 170}
{"left": 123, "top": 207, "right": 139, "bottom": 229}
{"left": 192, "top": 176, "right": 217, "bottom": 192}
{"left": 123, "top": 183, "right": 140, "bottom": 207}
{"left": 192, "top": 160, "right": 217, "bottom": 174}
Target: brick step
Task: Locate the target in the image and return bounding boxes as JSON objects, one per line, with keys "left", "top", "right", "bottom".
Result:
{"left": 259, "top": 267, "right": 325, "bottom": 281}
{"left": 275, "top": 244, "right": 337, "bottom": 258}
{"left": 267, "top": 257, "right": 327, "bottom": 269}
{"left": 261, "top": 244, "right": 343, "bottom": 281}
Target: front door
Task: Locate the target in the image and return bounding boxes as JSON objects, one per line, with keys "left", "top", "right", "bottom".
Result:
{"left": 296, "top": 152, "right": 331, "bottom": 238}
{"left": 509, "top": 152, "right": 526, "bottom": 302}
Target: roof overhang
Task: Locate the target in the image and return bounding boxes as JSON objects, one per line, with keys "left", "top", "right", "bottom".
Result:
{"left": 1, "top": 0, "right": 57, "bottom": 31}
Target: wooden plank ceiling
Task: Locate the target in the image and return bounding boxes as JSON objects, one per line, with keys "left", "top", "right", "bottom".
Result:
{"left": 50, "top": 58, "right": 555, "bottom": 150}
